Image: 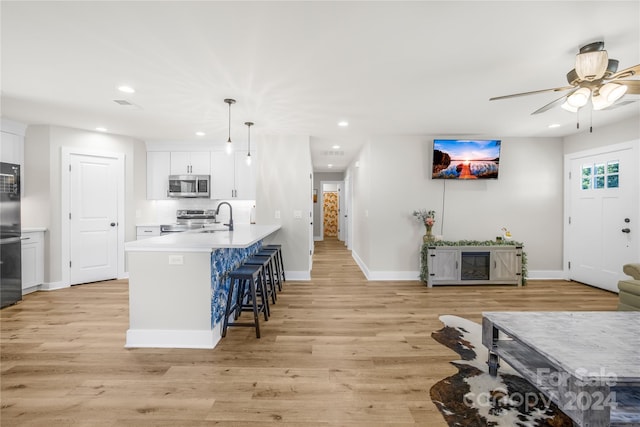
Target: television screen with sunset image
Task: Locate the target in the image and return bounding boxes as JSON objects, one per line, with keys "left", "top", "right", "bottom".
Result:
{"left": 432, "top": 139, "right": 501, "bottom": 179}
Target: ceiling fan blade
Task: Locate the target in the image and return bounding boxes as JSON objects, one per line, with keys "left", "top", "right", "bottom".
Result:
{"left": 609, "top": 64, "right": 640, "bottom": 80}
{"left": 531, "top": 90, "right": 576, "bottom": 115}
{"left": 616, "top": 79, "right": 640, "bottom": 95}
{"left": 490, "top": 86, "right": 574, "bottom": 101}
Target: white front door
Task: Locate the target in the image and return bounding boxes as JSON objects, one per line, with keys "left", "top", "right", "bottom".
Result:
{"left": 566, "top": 142, "right": 639, "bottom": 292}
{"left": 69, "top": 153, "right": 119, "bottom": 285}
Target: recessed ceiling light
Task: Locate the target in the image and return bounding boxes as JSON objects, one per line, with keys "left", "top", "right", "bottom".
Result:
{"left": 328, "top": 164, "right": 333, "bottom": 168}
{"left": 118, "top": 85, "right": 135, "bottom": 94}
{"left": 195, "top": 131, "right": 206, "bottom": 136}
{"left": 332, "top": 145, "right": 341, "bottom": 149}
{"left": 95, "top": 127, "right": 107, "bottom": 132}
{"left": 338, "top": 121, "right": 349, "bottom": 127}
{"left": 548, "top": 123, "right": 561, "bottom": 128}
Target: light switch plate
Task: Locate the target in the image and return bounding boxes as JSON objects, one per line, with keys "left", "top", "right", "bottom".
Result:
{"left": 275, "top": 210, "right": 281, "bottom": 219}
{"left": 169, "top": 255, "right": 184, "bottom": 265}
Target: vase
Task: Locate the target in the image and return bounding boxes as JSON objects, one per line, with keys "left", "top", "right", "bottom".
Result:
{"left": 423, "top": 225, "right": 435, "bottom": 243}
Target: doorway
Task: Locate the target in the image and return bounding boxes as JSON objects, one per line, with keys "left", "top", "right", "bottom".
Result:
{"left": 323, "top": 189, "right": 338, "bottom": 238}
{"left": 564, "top": 141, "right": 639, "bottom": 292}
{"left": 61, "top": 148, "right": 125, "bottom": 286}
{"left": 319, "top": 180, "right": 344, "bottom": 243}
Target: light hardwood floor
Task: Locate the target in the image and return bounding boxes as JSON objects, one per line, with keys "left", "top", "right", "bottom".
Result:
{"left": 1, "top": 237, "right": 619, "bottom": 426}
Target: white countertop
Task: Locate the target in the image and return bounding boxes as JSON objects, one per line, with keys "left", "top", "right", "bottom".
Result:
{"left": 22, "top": 227, "right": 47, "bottom": 233}
{"left": 125, "top": 224, "right": 281, "bottom": 252}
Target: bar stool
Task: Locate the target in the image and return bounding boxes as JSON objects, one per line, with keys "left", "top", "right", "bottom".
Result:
{"left": 262, "top": 245, "right": 285, "bottom": 282}
{"left": 222, "top": 264, "right": 268, "bottom": 339}
{"left": 244, "top": 255, "right": 277, "bottom": 305}
{"left": 260, "top": 246, "right": 285, "bottom": 289}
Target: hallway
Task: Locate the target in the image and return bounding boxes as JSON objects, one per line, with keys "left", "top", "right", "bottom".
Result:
{"left": 311, "top": 236, "right": 365, "bottom": 280}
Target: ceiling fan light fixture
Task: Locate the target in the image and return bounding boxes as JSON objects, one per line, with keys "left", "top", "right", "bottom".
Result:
{"left": 561, "top": 101, "right": 579, "bottom": 113}
{"left": 591, "top": 93, "right": 613, "bottom": 111}
{"left": 566, "top": 87, "right": 591, "bottom": 108}
{"left": 575, "top": 51, "right": 608, "bottom": 81}
{"left": 599, "top": 82, "right": 628, "bottom": 102}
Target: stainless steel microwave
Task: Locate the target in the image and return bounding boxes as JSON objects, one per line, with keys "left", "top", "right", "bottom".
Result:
{"left": 168, "top": 175, "right": 210, "bottom": 198}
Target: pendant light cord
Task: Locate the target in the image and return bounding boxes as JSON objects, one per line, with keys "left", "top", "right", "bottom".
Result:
{"left": 224, "top": 98, "right": 236, "bottom": 143}
{"left": 227, "top": 102, "right": 232, "bottom": 143}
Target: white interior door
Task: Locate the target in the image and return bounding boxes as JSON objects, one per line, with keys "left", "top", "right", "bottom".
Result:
{"left": 309, "top": 172, "right": 314, "bottom": 269}
{"left": 69, "top": 154, "right": 119, "bottom": 285}
{"left": 566, "top": 143, "right": 638, "bottom": 292}
{"left": 337, "top": 182, "right": 345, "bottom": 242}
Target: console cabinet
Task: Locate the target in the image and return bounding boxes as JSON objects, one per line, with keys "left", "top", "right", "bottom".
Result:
{"left": 426, "top": 245, "right": 522, "bottom": 287}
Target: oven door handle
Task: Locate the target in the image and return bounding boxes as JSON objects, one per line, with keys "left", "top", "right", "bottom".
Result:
{"left": 1, "top": 237, "right": 22, "bottom": 245}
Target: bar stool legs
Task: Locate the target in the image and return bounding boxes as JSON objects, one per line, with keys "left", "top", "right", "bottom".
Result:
{"left": 262, "top": 245, "right": 287, "bottom": 282}
{"left": 222, "top": 264, "right": 268, "bottom": 338}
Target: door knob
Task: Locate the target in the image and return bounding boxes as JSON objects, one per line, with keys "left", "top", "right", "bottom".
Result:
{"left": 622, "top": 228, "right": 631, "bottom": 233}
{"left": 110, "top": 222, "right": 116, "bottom": 227}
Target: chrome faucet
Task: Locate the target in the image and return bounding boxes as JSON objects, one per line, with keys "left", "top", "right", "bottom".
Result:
{"left": 216, "top": 202, "right": 233, "bottom": 231}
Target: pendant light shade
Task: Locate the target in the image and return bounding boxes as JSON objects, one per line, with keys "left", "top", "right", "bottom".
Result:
{"left": 599, "top": 82, "right": 628, "bottom": 103}
{"left": 244, "top": 121, "right": 254, "bottom": 165}
{"left": 224, "top": 98, "right": 236, "bottom": 154}
{"left": 566, "top": 87, "right": 591, "bottom": 108}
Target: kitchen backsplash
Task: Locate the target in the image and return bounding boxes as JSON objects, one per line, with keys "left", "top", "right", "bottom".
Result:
{"left": 137, "top": 199, "right": 255, "bottom": 225}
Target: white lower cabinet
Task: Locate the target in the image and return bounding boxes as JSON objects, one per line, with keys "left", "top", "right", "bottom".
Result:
{"left": 426, "top": 245, "right": 522, "bottom": 287}
{"left": 21, "top": 231, "right": 44, "bottom": 292}
{"left": 136, "top": 226, "right": 161, "bottom": 240}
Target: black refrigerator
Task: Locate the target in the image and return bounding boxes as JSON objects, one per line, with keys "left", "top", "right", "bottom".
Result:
{"left": 1, "top": 162, "right": 22, "bottom": 308}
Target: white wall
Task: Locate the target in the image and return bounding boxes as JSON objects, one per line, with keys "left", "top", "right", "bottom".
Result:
{"left": 348, "top": 135, "right": 564, "bottom": 279}
{"left": 350, "top": 141, "right": 372, "bottom": 273}
{"left": 23, "top": 125, "right": 146, "bottom": 284}
{"left": 563, "top": 115, "right": 639, "bottom": 154}
{"left": 255, "top": 134, "right": 313, "bottom": 279}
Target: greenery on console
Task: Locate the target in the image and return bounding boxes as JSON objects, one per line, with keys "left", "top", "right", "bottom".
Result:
{"left": 419, "top": 240, "right": 527, "bottom": 285}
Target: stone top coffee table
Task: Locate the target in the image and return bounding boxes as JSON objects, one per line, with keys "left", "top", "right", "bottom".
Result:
{"left": 481, "top": 311, "right": 640, "bottom": 427}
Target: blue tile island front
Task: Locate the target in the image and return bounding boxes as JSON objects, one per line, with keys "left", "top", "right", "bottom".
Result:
{"left": 124, "top": 224, "right": 280, "bottom": 349}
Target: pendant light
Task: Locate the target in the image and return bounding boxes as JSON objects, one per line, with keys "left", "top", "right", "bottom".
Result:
{"left": 244, "top": 121, "right": 254, "bottom": 165}
{"left": 224, "top": 98, "right": 236, "bottom": 154}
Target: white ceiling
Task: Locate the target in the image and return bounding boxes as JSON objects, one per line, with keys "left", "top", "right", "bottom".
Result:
{"left": 2, "top": 1, "right": 639, "bottom": 172}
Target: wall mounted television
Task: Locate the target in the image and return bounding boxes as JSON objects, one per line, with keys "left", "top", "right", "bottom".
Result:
{"left": 432, "top": 139, "right": 501, "bottom": 180}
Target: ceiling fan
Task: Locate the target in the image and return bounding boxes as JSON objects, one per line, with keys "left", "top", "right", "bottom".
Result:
{"left": 490, "top": 41, "right": 640, "bottom": 115}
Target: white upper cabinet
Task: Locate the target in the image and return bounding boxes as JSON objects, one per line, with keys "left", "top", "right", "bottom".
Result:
{"left": 210, "top": 151, "right": 256, "bottom": 200}
{"left": 170, "top": 151, "right": 210, "bottom": 175}
{"left": 210, "top": 151, "right": 235, "bottom": 199}
{"left": 234, "top": 152, "right": 256, "bottom": 199}
{"left": 0, "top": 131, "right": 23, "bottom": 165}
{"left": 147, "top": 151, "right": 170, "bottom": 200}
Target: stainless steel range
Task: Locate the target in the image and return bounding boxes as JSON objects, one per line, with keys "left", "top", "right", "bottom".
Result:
{"left": 160, "top": 209, "right": 216, "bottom": 235}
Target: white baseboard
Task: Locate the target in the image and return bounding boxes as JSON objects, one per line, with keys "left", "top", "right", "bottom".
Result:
{"left": 40, "top": 281, "right": 69, "bottom": 291}
{"left": 367, "top": 271, "right": 421, "bottom": 281}
{"left": 351, "top": 250, "right": 371, "bottom": 279}
{"left": 125, "top": 326, "right": 222, "bottom": 349}
{"left": 526, "top": 270, "right": 565, "bottom": 280}
{"left": 314, "top": 236, "right": 323, "bottom": 241}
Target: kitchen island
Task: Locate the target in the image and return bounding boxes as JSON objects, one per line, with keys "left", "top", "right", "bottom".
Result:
{"left": 125, "top": 224, "right": 280, "bottom": 349}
